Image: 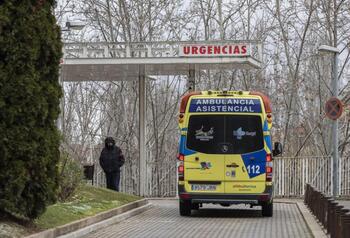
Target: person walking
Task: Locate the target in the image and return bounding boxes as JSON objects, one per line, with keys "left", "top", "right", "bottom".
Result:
{"left": 99, "top": 137, "right": 125, "bottom": 191}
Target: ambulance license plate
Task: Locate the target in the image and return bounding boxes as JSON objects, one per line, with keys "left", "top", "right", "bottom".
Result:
{"left": 191, "top": 184, "right": 216, "bottom": 191}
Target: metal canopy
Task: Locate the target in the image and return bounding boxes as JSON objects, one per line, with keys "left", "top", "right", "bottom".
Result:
{"left": 61, "top": 40, "right": 262, "bottom": 81}
{"left": 60, "top": 40, "right": 262, "bottom": 197}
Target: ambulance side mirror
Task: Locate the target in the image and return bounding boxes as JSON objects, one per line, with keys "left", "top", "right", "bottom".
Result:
{"left": 273, "top": 142, "right": 283, "bottom": 156}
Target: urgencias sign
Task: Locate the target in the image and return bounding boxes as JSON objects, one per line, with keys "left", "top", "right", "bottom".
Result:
{"left": 179, "top": 44, "right": 249, "bottom": 57}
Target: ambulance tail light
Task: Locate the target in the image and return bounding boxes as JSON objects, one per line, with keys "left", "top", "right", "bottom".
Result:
{"left": 178, "top": 164, "right": 184, "bottom": 173}
{"left": 258, "top": 194, "right": 270, "bottom": 201}
{"left": 179, "top": 193, "right": 190, "bottom": 199}
{"left": 177, "top": 153, "right": 184, "bottom": 161}
{"left": 180, "top": 92, "right": 201, "bottom": 113}
{"left": 266, "top": 154, "right": 273, "bottom": 182}
{"left": 266, "top": 154, "right": 272, "bottom": 162}
{"left": 177, "top": 153, "right": 185, "bottom": 181}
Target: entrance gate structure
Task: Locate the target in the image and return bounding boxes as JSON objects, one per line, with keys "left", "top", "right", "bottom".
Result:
{"left": 61, "top": 40, "right": 262, "bottom": 196}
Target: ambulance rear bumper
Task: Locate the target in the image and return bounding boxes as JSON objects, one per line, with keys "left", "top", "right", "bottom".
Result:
{"left": 179, "top": 193, "right": 272, "bottom": 204}
{"left": 178, "top": 185, "right": 273, "bottom": 204}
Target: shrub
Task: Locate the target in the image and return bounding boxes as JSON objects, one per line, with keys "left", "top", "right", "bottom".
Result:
{"left": 0, "top": 0, "right": 62, "bottom": 219}
{"left": 57, "top": 153, "right": 83, "bottom": 201}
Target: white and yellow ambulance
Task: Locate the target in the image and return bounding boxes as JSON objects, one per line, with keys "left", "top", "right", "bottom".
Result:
{"left": 177, "top": 90, "right": 282, "bottom": 217}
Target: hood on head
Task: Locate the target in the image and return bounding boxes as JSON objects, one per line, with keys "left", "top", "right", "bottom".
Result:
{"left": 105, "top": 137, "right": 115, "bottom": 148}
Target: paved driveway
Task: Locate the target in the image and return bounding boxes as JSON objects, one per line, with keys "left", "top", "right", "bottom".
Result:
{"left": 84, "top": 200, "right": 312, "bottom": 238}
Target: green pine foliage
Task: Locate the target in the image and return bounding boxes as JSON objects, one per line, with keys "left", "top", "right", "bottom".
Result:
{"left": 0, "top": 0, "right": 62, "bottom": 219}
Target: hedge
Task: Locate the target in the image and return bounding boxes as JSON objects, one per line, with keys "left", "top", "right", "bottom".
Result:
{"left": 0, "top": 0, "right": 62, "bottom": 219}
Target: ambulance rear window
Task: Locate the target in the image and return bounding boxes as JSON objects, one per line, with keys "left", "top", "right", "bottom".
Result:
{"left": 187, "top": 115, "right": 225, "bottom": 154}
{"left": 187, "top": 115, "right": 263, "bottom": 154}
{"left": 226, "top": 115, "right": 264, "bottom": 154}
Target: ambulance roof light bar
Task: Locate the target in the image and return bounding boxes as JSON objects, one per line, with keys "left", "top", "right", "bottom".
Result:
{"left": 214, "top": 90, "right": 245, "bottom": 96}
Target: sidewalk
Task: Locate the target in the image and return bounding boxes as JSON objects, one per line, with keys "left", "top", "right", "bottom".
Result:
{"left": 82, "top": 199, "right": 318, "bottom": 238}
{"left": 274, "top": 198, "right": 328, "bottom": 238}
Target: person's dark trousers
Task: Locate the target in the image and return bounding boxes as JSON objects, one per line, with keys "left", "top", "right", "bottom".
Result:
{"left": 106, "top": 172, "right": 121, "bottom": 191}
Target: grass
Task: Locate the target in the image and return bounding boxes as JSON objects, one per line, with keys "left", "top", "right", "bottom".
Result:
{"left": 34, "top": 185, "right": 141, "bottom": 229}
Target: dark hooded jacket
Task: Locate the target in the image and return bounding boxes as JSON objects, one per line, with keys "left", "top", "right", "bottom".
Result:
{"left": 99, "top": 137, "right": 125, "bottom": 173}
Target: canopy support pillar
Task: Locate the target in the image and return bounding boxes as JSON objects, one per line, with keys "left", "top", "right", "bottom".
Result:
{"left": 139, "top": 64, "right": 147, "bottom": 196}
{"left": 188, "top": 65, "right": 196, "bottom": 92}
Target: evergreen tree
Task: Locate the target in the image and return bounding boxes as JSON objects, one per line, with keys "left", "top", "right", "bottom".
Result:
{"left": 0, "top": 0, "right": 62, "bottom": 219}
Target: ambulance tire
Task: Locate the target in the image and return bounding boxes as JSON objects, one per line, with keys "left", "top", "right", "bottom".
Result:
{"left": 179, "top": 200, "right": 191, "bottom": 216}
{"left": 262, "top": 201, "right": 273, "bottom": 217}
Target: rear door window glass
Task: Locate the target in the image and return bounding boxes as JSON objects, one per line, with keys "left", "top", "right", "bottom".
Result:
{"left": 186, "top": 115, "right": 263, "bottom": 154}
{"left": 186, "top": 115, "right": 224, "bottom": 154}
{"left": 225, "top": 115, "right": 264, "bottom": 154}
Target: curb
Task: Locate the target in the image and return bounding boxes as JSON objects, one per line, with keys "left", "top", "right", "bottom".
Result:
{"left": 274, "top": 199, "right": 328, "bottom": 237}
{"left": 25, "top": 199, "right": 150, "bottom": 238}
{"left": 146, "top": 197, "right": 178, "bottom": 200}
{"left": 296, "top": 202, "right": 328, "bottom": 238}
{"left": 58, "top": 203, "right": 152, "bottom": 238}
{"left": 274, "top": 198, "right": 303, "bottom": 204}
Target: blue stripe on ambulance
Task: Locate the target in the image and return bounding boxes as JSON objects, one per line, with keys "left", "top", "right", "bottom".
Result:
{"left": 263, "top": 119, "right": 272, "bottom": 152}
{"left": 264, "top": 135, "right": 272, "bottom": 151}
{"left": 241, "top": 149, "right": 266, "bottom": 178}
{"left": 263, "top": 120, "right": 268, "bottom": 131}
{"left": 179, "top": 135, "right": 196, "bottom": 156}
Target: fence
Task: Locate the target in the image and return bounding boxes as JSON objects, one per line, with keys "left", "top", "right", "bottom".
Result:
{"left": 274, "top": 156, "right": 350, "bottom": 197}
{"left": 93, "top": 160, "right": 177, "bottom": 197}
{"left": 305, "top": 184, "right": 350, "bottom": 238}
{"left": 91, "top": 156, "right": 350, "bottom": 198}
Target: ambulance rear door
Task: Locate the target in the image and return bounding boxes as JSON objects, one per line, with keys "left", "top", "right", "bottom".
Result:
{"left": 184, "top": 115, "right": 226, "bottom": 194}
{"left": 224, "top": 115, "right": 266, "bottom": 194}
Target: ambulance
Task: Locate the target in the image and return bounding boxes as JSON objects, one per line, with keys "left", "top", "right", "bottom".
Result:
{"left": 177, "top": 90, "right": 282, "bottom": 217}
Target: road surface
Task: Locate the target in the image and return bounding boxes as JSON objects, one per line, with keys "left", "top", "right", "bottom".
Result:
{"left": 84, "top": 199, "right": 312, "bottom": 238}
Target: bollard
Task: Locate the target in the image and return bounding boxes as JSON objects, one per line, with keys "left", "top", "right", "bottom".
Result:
{"left": 319, "top": 194, "right": 326, "bottom": 226}
{"left": 334, "top": 205, "right": 344, "bottom": 238}
{"left": 341, "top": 212, "right": 350, "bottom": 238}
{"left": 339, "top": 210, "right": 350, "bottom": 238}
{"left": 304, "top": 184, "right": 309, "bottom": 205}
{"left": 314, "top": 190, "right": 319, "bottom": 220}
{"left": 311, "top": 188, "right": 316, "bottom": 214}
{"left": 321, "top": 195, "right": 332, "bottom": 228}
{"left": 315, "top": 190, "right": 321, "bottom": 218}
{"left": 316, "top": 191, "right": 322, "bottom": 221}
{"left": 306, "top": 184, "right": 312, "bottom": 206}
{"left": 327, "top": 199, "right": 337, "bottom": 236}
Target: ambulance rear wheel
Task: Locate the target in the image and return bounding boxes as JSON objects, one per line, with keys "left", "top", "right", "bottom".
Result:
{"left": 262, "top": 201, "right": 273, "bottom": 217}
{"left": 179, "top": 200, "right": 191, "bottom": 216}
